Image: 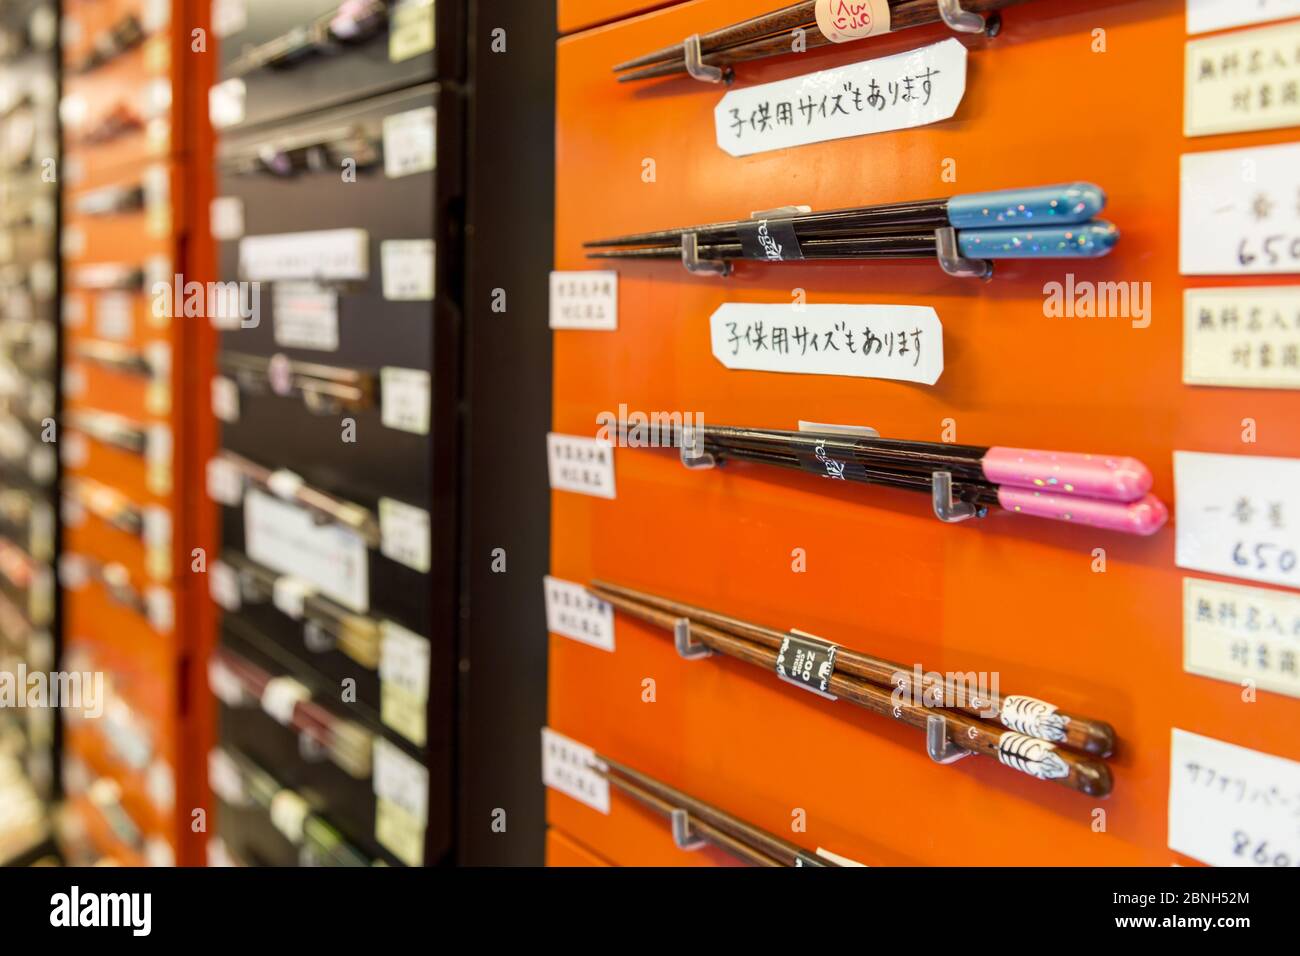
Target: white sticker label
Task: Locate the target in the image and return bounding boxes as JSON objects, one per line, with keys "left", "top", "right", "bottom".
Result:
{"left": 814, "top": 0, "right": 891, "bottom": 43}
{"left": 1184, "top": 577, "right": 1300, "bottom": 698}
{"left": 1169, "top": 728, "right": 1300, "bottom": 866}
{"left": 389, "top": 0, "right": 435, "bottom": 63}
{"left": 1185, "top": 21, "right": 1300, "bottom": 137}
{"left": 208, "top": 750, "right": 247, "bottom": 805}
{"left": 380, "top": 239, "right": 434, "bottom": 300}
{"left": 273, "top": 282, "right": 339, "bottom": 351}
{"left": 146, "top": 587, "right": 174, "bottom": 633}
{"left": 541, "top": 728, "right": 609, "bottom": 814}
{"left": 244, "top": 489, "right": 370, "bottom": 612}
{"left": 379, "top": 497, "right": 430, "bottom": 572}
{"left": 1184, "top": 287, "right": 1300, "bottom": 389}
{"left": 1180, "top": 142, "right": 1300, "bottom": 276}
{"left": 714, "top": 39, "right": 966, "bottom": 157}
{"left": 270, "top": 789, "right": 310, "bottom": 843}
{"left": 209, "top": 561, "right": 242, "bottom": 612}
{"left": 382, "top": 106, "right": 436, "bottom": 178}
{"left": 380, "top": 620, "right": 431, "bottom": 700}
{"left": 1175, "top": 451, "right": 1300, "bottom": 588}
{"left": 261, "top": 676, "right": 310, "bottom": 725}
{"left": 710, "top": 302, "right": 942, "bottom": 384}
{"left": 272, "top": 576, "right": 312, "bottom": 620}
{"left": 373, "top": 737, "right": 428, "bottom": 825}
{"left": 211, "top": 0, "right": 248, "bottom": 37}
{"left": 209, "top": 78, "right": 246, "bottom": 130}
{"left": 95, "top": 292, "right": 133, "bottom": 341}
{"left": 206, "top": 457, "right": 243, "bottom": 506}
{"left": 211, "top": 376, "right": 241, "bottom": 422}
{"left": 210, "top": 196, "right": 245, "bottom": 240}
{"left": 544, "top": 576, "right": 615, "bottom": 652}
{"left": 547, "top": 433, "right": 616, "bottom": 499}
{"left": 549, "top": 271, "right": 618, "bottom": 330}
{"left": 1187, "top": 0, "right": 1300, "bottom": 35}
{"left": 240, "top": 229, "right": 369, "bottom": 282}
{"left": 380, "top": 367, "right": 431, "bottom": 434}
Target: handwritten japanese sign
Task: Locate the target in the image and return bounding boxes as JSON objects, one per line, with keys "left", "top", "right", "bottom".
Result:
{"left": 544, "top": 576, "right": 615, "bottom": 652}
{"left": 1187, "top": 0, "right": 1300, "bottom": 35}
{"left": 547, "top": 433, "right": 616, "bottom": 499}
{"left": 1185, "top": 21, "right": 1300, "bottom": 136}
{"left": 1168, "top": 729, "right": 1300, "bottom": 867}
{"left": 1184, "top": 577, "right": 1300, "bottom": 699}
{"left": 709, "top": 303, "right": 943, "bottom": 385}
{"left": 549, "top": 270, "right": 618, "bottom": 330}
{"left": 1174, "top": 451, "right": 1300, "bottom": 589}
{"left": 1184, "top": 286, "right": 1300, "bottom": 389}
{"left": 541, "top": 727, "right": 609, "bottom": 814}
{"left": 713, "top": 38, "right": 966, "bottom": 157}
{"left": 1180, "top": 142, "right": 1300, "bottom": 275}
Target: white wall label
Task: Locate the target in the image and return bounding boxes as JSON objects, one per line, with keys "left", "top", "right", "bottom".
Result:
{"left": 211, "top": 376, "right": 240, "bottom": 423}
{"left": 209, "top": 560, "right": 241, "bottom": 612}
{"left": 210, "top": 196, "right": 244, "bottom": 240}
{"left": 1174, "top": 451, "right": 1300, "bottom": 589}
{"left": 1169, "top": 729, "right": 1300, "bottom": 866}
{"left": 1187, "top": 0, "right": 1300, "bottom": 35}
{"left": 379, "top": 497, "right": 430, "bottom": 572}
{"left": 544, "top": 576, "right": 615, "bottom": 652}
{"left": 1184, "top": 577, "right": 1300, "bottom": 698}
{"left": 710, "top": 302, "right": 942, "bottom": 384}
{"left": 209, "top": 78, "right": 245, "bottom": 129}
{"left": 714, "top": 38, "right": 966, "bottom": 157}
{"left": 541, "top": 728, "right": 609, "bottom": 814}
{"left": 380, "top": 367, "right": 430, "bottom": 434}
{"left": 273, "top": 282, "right": 338, "bottom": 351}
{"left": 549, "top": 271, "right": 618, "bottom": 330}
{"left": 1180, "top": 142, "right": 1300, "bottom": 276}
{"left": 380, "top": 239, "right": 434, "bottom": 300}
{"left": 383, "top": 106, "right": 436, "bottom": 178}
{"left": 1185, "top": 21, "right": 1300, "bottom": 136}
{"left": 240, "top": 229, "right": 369, "bottom": 282}
{"left": 389, "top": 0, "right": 435, "bottom": 63}
{"left": 1184, "top": 287, "right": 1300, "bottom": 389}
{"left": 547, "top": 433, "right": 616, "bottom": 499}
{"left": 380, "top": 620, "right": 430, "bottom": 746}
{"left": 211, "top": 0, "right": 247, "bottom": 37}
{"left": 244, "top": 488, "right": 370, "bottom": 612}
{"left": 373, "top": 737, "right": 427, "bottom": 865}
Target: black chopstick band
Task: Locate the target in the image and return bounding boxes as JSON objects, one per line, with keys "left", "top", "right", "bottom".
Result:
{"left": 737, "top": 216, "right": 804, "bottom": 260}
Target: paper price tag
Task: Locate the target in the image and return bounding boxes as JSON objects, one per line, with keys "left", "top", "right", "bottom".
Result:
{"left": 541, "top": 727, "right": 609, "bottom": 813}
{"left": 1183, "top": 287, "right": 1300, "bottom": 390}
{"left": 380, "top": 239, "right": 434, "bottom": 301}
{"left": 383, "top": 106, "right": 436, "bottom": 178}
{"left": 373, "top": 737, "right": 428, "bottom": 824}
{"left": 211, "top": 376, "right": 240, "bottom": 423}
{"left": 379, "top": 497, "right": 430, "bottom": 572}
{"left": 1184, "top": 577, "right": 1300, "bottom": 699}
{"left": 380, "top": 621, "right": 431, "bottom": 698}
{"left": 389, "top": 0, "right": 435, "bottom": 63}
{"left": 211, "top": 0, "right": 248, "bottom": 37}
{"left": 375, "top": 798, "right": 424, "bottom": 866}
{"left": 240, "top": 229, "right": 368, "bottom": 282}
{"left": 244, "top": 490, "right": 370, "bottom": 613}
{"left": 273, "top": 283, "right": 339, "bottom": 351}
{"left": 206, "top": 457, "right": 243, "bottom": 506}
{"left": 380, "top": 367, "right": 431, "bottom": 435}
{"left": 209, "top": 78, "right": 246, "bottom": 130}
{"left": 547, "top": 433, "right": 616, "bottom": 499}
{"left": 543, "top": 576, "right": 614, "bottom": 651}
{"left": 1185, "top": 21, "right": 1300, "bottom": 137}
{"left": 209, "top": 561, "right": 242, "bottom": 612}
{"left": 549, "top": 271, "right": 618, "bottom": 330}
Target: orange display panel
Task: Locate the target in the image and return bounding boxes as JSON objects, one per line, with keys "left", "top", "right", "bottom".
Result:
{"left": 558, "top": 0, "right": 687, "bottom": 35}
{"left": 546, "top": 827, "right": 615, "bottom": 866}
{"left": 550, "top": 0, "right": 1300, "bottom": 866}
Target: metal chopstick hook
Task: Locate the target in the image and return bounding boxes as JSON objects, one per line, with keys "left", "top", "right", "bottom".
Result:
{"left": 931, "top": 471, "right": 984, "bottom": 523}
{"left": 679, "top": 424, "right": 717, "bottom": 470}
{"left": 925, "top": 714, "right": 972, "bottom": 764}
{"left": 937, "top": 0, "right": 1001, "bottom": 36}
{"left": 673, "top": 617, "right": 714, "bottom": 660}
{"left": 670, "top": 808, "right": 708, "bottom": 850}
{"left": 682, "top": 33, "right": 732, "bottom": 85}
{"left": 935, "top": 226, "right": 992, "bottom": 280}
{"left": 681, "top": 231, "right": 731, "bottom": 277}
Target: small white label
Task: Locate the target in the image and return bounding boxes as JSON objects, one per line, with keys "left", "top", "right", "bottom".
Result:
{"left": 547, "top": 433, "right": 616, "bottom": 499}
{"left": 544, "top": 576, "right": 615, "bottom": 652}
{"left": 1175, "top": 451, "right": 1300, "bottom": 589}
{"left": 62, "top": 225, "right": 85, "bottom": 258}
{"left": 380, "top": 367, "right": 431, "bottom": 434}
{"left": 714, "top": 39, "right": 966, "bottom": 157}
{"left": 1185, "top": 22, "right": 1300, "bottom": 137}
{"left": 209, "top": 561, "right": 242, "bottom": 612}
{"left": 211, "top": 376, "right": 241, "bottom": 423}
{"left": 1180, "top": 142, "right": 1300, "bottom": 276}
{"left": 272, "top": 576, "right": 312, "bottom": 620}
{"left": 541, "top": 727, "right": 609, "bottom": 813}
{"left": 814, "top": 0, "right": 891, "bottom": 43}
{"left": 261, "top": 676, "right": 311, "bottom": 725}
{"left": 549, "top": 271, "right": 618, "bottom": 330}
{"left": 1169, "top": 728, "right": 1300, "bottom": 866}
{"left": 208, "top": 750, "right": 247, "bottom": 805}
{"left": 1184, "top": 287, "right": 1300, "bottom": 389}
{"left": 1187, "top": 0, "right": 1300, "bottom": 34}
{"left": 211, "top": 0, "right": 248, "bottom": 37}
{"left": 95, "top": 292, "right": 134, "bottom": 341}
{"left": 373, "top": 737, "right": 428, "bottom": 825}
{"left": 273, "top": 282, "right": 339, "bottom": 351}
{"left": 240, "top": 229, "right": 369, "bottom": 282}
{"left": 245, "top": 489, "right": 370, "bottom": 612}
{"left": 209, "top": 78, "right": 246, "bottom": 130}
{"left": 389, "top": 0, "right": 435, "bottom": 63}
{"left": 146, "top": 587, "right": 174, "bottom": 633}
{"left": 270, "top": 789, "right": 310, "bottom": 844}
{"left": 210, "top": 196, "right": 245, "bottom": 240}
{"left": 209, "top": 659, "right": 246, "bottom": 707}
{"left": 1184, "top": 577, "right": 1300, "bottom": 698}
{"left": 380, "top": 621, "right": 431, "bottom": 700}
{"left": 711, "top": 302, "right": 943, "bottom": 384}
{"left": 206, "top": 457, "right": 243, "bottom": 506}
{"left": 379, "top": 498, "right": 430, "bottom": 572}
{"left": 380, "top": 239, "right": 434, "bottom": 300}
{"left": 383, "top": 106, "right": 436, "bottom": 178}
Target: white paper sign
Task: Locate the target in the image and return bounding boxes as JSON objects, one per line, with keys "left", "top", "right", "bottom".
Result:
{"left": 380, "top": 239, "right": 434, "bottom": 300}
{"left": 382, "top": 106, "right": 436, "bottom": 178}
{"left": 1185, "top": 21, "right": 1300, "bottom": 136}
{"left": 210, "top": 196, "right": 244, "bottom": 240}
{"left": 1169, "top": 729, "right": 1300, "bottom": 866}
{"left": 1174, "top": 451, "right": 1300, "bottom": 589}
{"left": 541, "top": 728, "right": 609, "bottom": 814}
{"left": 211, "top": 0, "right": 247, "bottom": 37}
{"left": 380, "top": 367, "right": 430, "bottom": 434}
{"left": 710, "top": 303, "right": 942, "bottom": 384}
{"left": 373, "top": 737, "right": 428, "bottom": 824}
{"left": 209, "top": 78, "right": 245, "bottom": 129}
{"left": 1187, "top": 0, "right": 1300, "bottom": 35}
{"left": 1183, "top": 287, "right": 1300, "bottom": 389}
{"left": 211, "top": 376, "right": 240, "bottom": 422}
{"left": 714, "top": 38, "right": 966, "bottom": 157}
{"left": 549, "top": 271, "right": 618, "bottom": 330}
{"left": 380, "top": 621, "right": 431, "bottom": 700}
{"left": 239, "top": 229, "right": 369, "bottom": 282}
{"left": 1184, "top": 577, "right": 1300, "bottom": 699}
{"left": 273, "top": 282, "right": 338, "bottom": 351}
{"left": 547, "top": 433, "right": 616, "bottom": 499}
{"left": 244, "top": 488, "right": 370, "bottom": 612}
{"left": 379, "top": 497, "right": 430, "bottom": 572}
{"left": 1180, "top": 142, "right": 1300, "bottom": 276}
{"left": 209, "top": 561, "right": 241, "bottom": 612}
{"left": 544, "top": 576, "right": 615, "bottom": 652}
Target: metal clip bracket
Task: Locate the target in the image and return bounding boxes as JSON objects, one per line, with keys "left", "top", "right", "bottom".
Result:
{"left": 682, "top": 33, "right": 732, "bottom": 85}
{"left": 673, "top": 617, "right": 714, "bottom": 660}
{"left": 931, "top": 471, "right": 987, "bottom": 523}
{"left": 926, "top": 714, "right": 972, "bottom": 764}
{"left": 681, "top": 231, "right": 731, "bottom": 277}
{"left": 937, "top": 0, "right": 1002, "bottom": 36}
{"left": 670, "top": 808, "right": 708, "bottom": 850}
{"left": 935, "top": 226, "right": 992, "bottom": 280}
{"left": 679, "top": 425, "right": 717, "bottom": 470}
